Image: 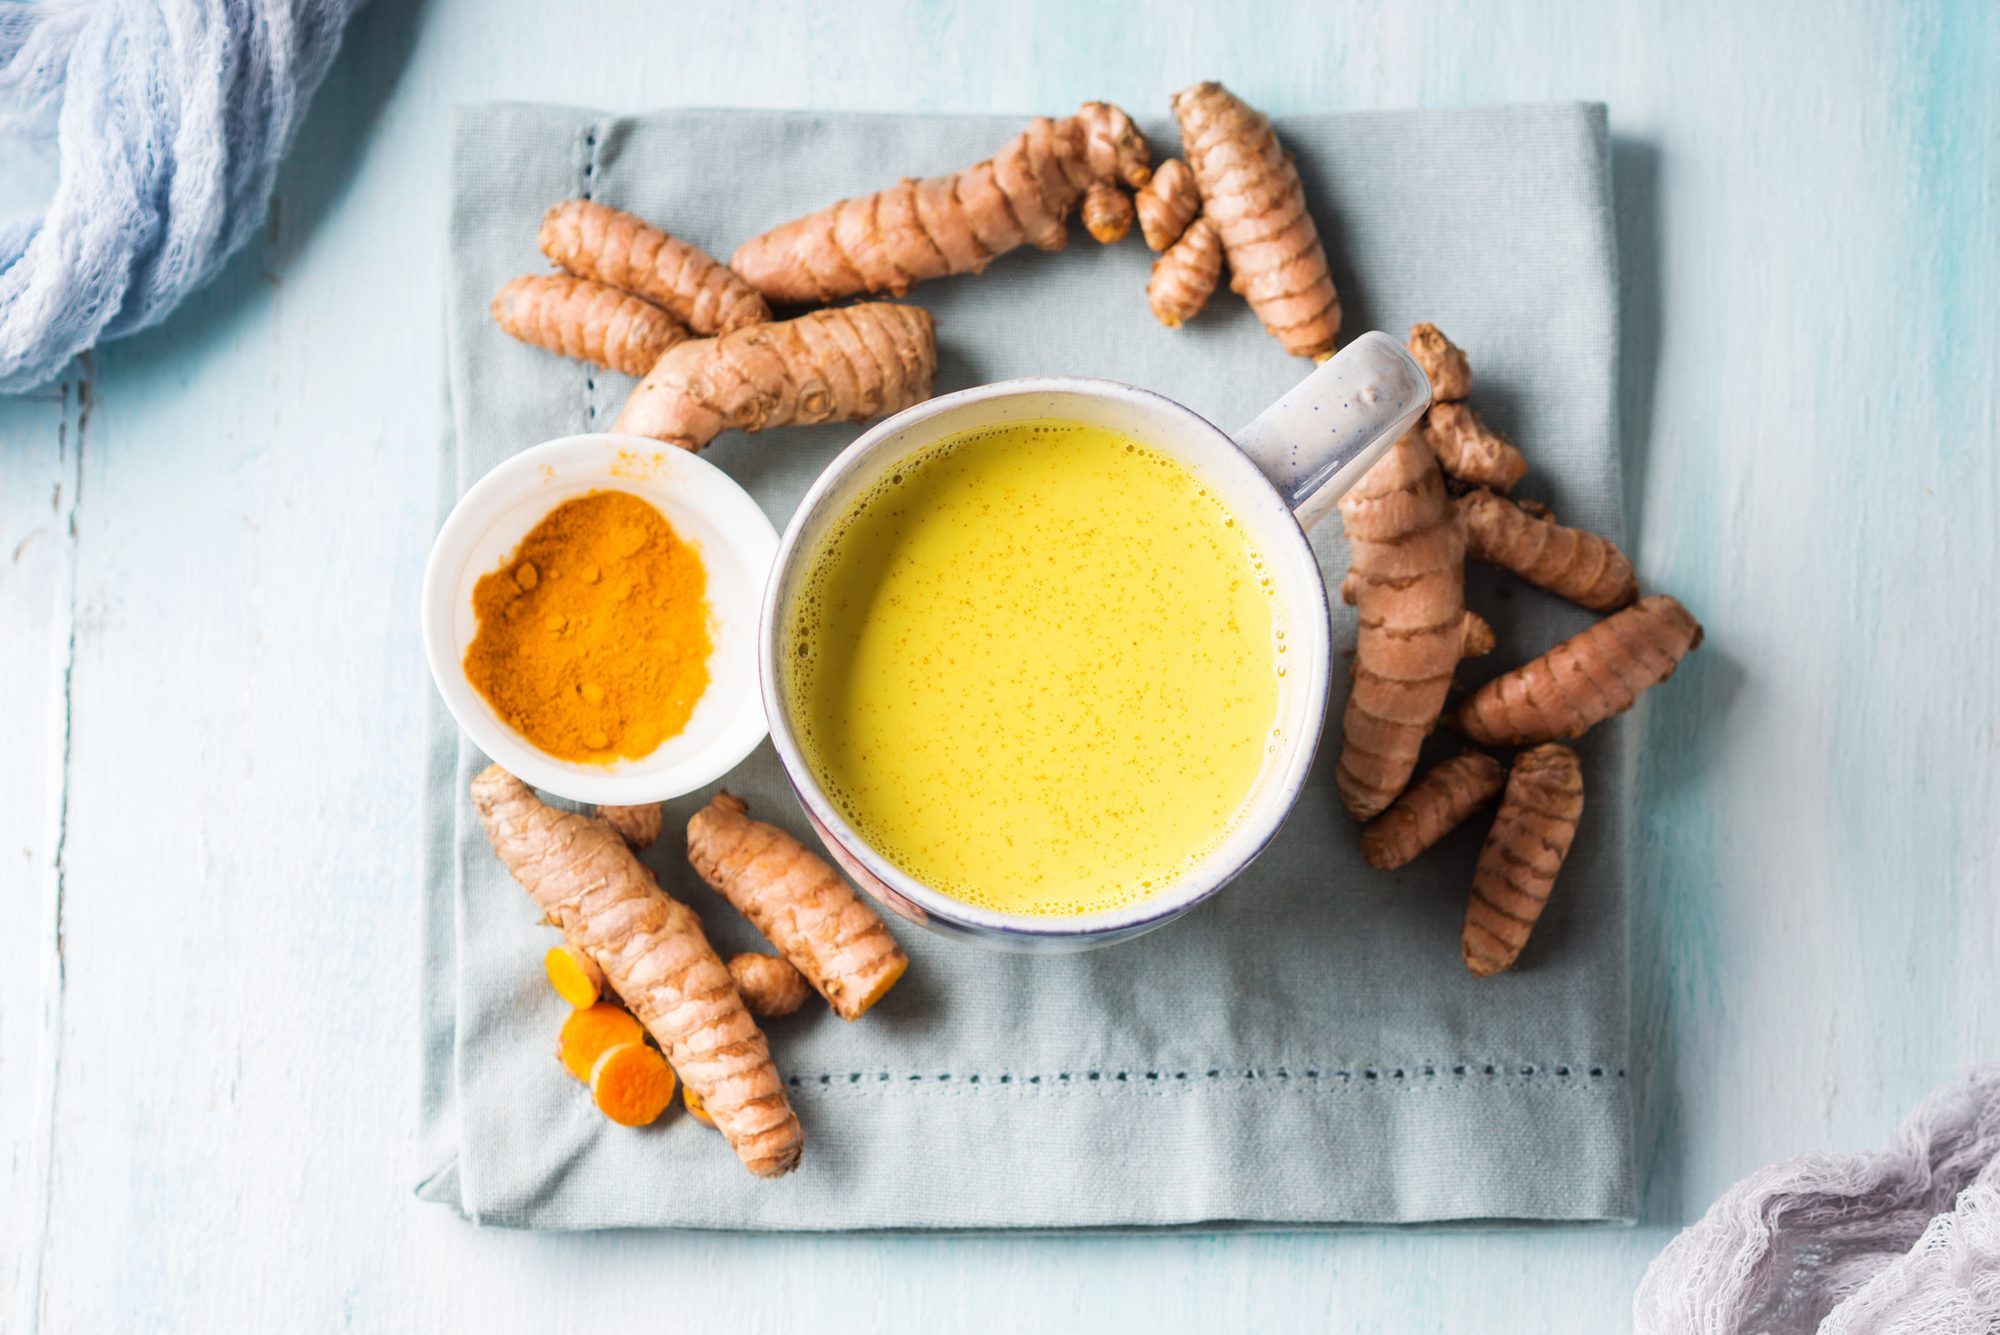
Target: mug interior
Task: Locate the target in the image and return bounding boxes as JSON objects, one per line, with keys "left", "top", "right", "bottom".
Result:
{"left": 761, "top": 379, "right": 1333, "bottom": 944}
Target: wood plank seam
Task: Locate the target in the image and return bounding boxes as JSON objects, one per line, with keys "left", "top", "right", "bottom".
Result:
{"left": 12, "top": 360, "right": 87, "bottom": 1335}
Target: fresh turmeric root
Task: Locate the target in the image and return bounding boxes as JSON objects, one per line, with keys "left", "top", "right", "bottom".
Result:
{"left": 540, "top": 199, "right": 770, "bottom": 337}
{"left": 1457, "top": 489, "right": 1638, "bottom": 612}
{"left": 472, "top": 766, "right": 803, "bottom": 1177}
{"left": 1081, "top": 182, "right": 1134, "bottom": 244}
{"left": 728, "top": 102, "right": 1151, "bottom": 304}
{"left": 1405, "top": 323, "right": 1528, "bottom": 492}
{"left": 589, "top": 1042, "right": 678, "bottom": 1127}
{"left": 612, "top": 303, "right": 937, "bottom": 452}
{"left": 1170, "top": 82, "right": 1341, "bottom": 359}
{"left": 1360, "top": 752, "right": 1506, "bottom": 871}
{"left": 558, "top": 1001, "right": 644, "bottom": 1082}
{"left": 1463, "top": 744, "right": 1584, "bottom": 977}
{"left": 597, "top": 803, "right": 662, "bottom": 851}
{"left": 1135, "top": 158, "right": 1200, "bottom": 252}
{"left": 687, "top": 793, "right": 909, "bottom": 1022}
{"left": 545, "top": 944, "right": 606, "bottom": 1009}
{"left": 491, "top": 274, "right": 688, "bottom": 377}
{"left": 1147, "top": 216, "right": 1223, "bottom": 327}
{"left": 683, "top": 1084, "right": 715, "bottom": 1128}
{"left": 1334, "top": 436, "right": 1469, "bottom": 820}
{"left": 728, "top": 953, "right": 811, "bottom": 1019}
{"left": 1456, "top": 594, "right": 1703, "bottom": 747}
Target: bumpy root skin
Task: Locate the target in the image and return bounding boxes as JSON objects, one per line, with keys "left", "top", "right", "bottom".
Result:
{"left": 1081, "top": 183, "right": 1135, "bottom": 244}
{"left": 1456, "top": 595, "right": 1704, "bottom": 747}
{"left": 472, "top": 766, "right": 803, "bottom": 1177}
{"left": 1335, "top": 436, "right": 1469, "bottom": 820}
{"left": 597, "top": 803, "right": 663, "bottom": 850}
{"left": 1147, "top": 217, "right": 1223, "bottom": 327}
{"left": 540, "top": 199, "right": 770, "bottom": 336}
{"left": 687, "top": 793, "right": 910, "bottom": 1021}
{"left": 1463, "top": 744, "right": 1584, "bottom": 977}
{"left": 729, "top": 102, "right": 1150, "bottom": 304}
{"left": 1457, "top": 490, "right": 1638, "bottom": 612}
{"left": 1135, "top": 158, "right": 1201, "bottom": 252}
{"left": 1424, "top": 401, "right": 1530, "bottom": 494}
{"left": 1404, "top": 323, "right": 1528, "bottom": 492}
{"left": 1171, "top": 82, "right": 1341, "bottom": 358}
{"left": 491, "top": 274, "right": 688, "bottom": 377}
{"left": 589, "top": 1042, "right": 678, "bottom": 1127}
{"left": 1460, "top": 609, "right": 1496, "bottom": 658}
{"left": 728, "top": 953, "right": 811, "bottom": 1018}
{"left": 1406, "top": 321, "right": 1472, "bottom": 401}
{"left": 1360, "top": 752, "right": 1506, "bottom": 871}
{"left": 545, "top": 944, "right": 606, "bottom": 1008}
{"left": 612, "top": 303, "right": 937, "bottom": 451}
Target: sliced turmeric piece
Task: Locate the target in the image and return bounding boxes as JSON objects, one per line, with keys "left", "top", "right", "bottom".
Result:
{"left": 597, "top": 802, "right": 663, "bottom": 851}
{"left": 1081, "top": 182, "right": 1134, "bottom": 244}
{"left": 1334, "top": 436, "right": 1469, "bottom": 820}
{"left": 472, "top": 766, "right": 803, "bottom": 1177}
{"left": 683, "top": 1084, "right": 715, "bottom": 1128}
{"left": 1457, "top": 490, "right": 1638, "bottom": 612}
{"left": 687, "top": 793, "right": 909, "bottom": 1021}
{"left": 1147, "top": 216, "right": 1223, "bottom": 328}
{"left": 1405, "top": 323, "right": 1528, "bottom": 492}
{"left": 540, "top": 199, "right": 770, "bottom": 336}
{"left": 590, "top": 1042, "right": 678, "bottom": 1127}
{"left": 1456, "top": 594, "right": 1703, "bottom": 747}
{"left": 491, "top": 274, "right": 688, "bottom": 376}
{"left": 557, "top": 1002, "right": 644, "bottom": 1082}
{"left": 1360, "top": 752, "right": 1506, "bottom": 871}
{"left": 1171, "top": 82, "right": 1341, "bottom": 359}
{"left": 545, "top": 944, "right": 606, "bottom": 1009}
{"left": 729, "top": 102, "right": 1151, "bottom": 304}
{"left": 1135, "top": 158, "right": 1200, "bottom": 252}
{"left": 1463, "top": 744, "right": 1584, "bottom": 977}
{"left": 612, "top": 303, "right": 937, "bottom": 453}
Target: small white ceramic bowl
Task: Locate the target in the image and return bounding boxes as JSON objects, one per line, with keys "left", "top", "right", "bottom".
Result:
{"left": 422, "top": 433, "right": 778, "bottom": 805}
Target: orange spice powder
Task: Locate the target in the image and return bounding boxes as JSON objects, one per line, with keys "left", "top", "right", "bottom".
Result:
{"left": 464, "top": 490, "right": 711, "bottom": 763}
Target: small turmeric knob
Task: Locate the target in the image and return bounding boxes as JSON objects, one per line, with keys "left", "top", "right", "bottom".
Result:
{"left": 1147, "top": 217, "right": 1223, "bottom": 328}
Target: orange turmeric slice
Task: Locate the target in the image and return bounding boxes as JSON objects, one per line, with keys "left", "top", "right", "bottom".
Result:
{"left": 544, "top": 944, "right": 605, "bottom": 1008}
{"left": 683, "top": 1084, "right": 715, "bottom": 1128}
{"left": 557, "top": 1002, "right": 644, "bottom": 1083}
{"left": 590, "top": 1042, "right": 678, "bottom": 1127}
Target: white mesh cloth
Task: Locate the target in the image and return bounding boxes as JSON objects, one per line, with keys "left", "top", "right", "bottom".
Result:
{"left": 1636, "top": 1065, "right": 2000, "bottom": 1333}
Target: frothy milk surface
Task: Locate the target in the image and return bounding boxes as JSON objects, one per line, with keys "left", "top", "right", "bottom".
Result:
{"left": 786, "top": 419, "right": 1284, "bottom": 918}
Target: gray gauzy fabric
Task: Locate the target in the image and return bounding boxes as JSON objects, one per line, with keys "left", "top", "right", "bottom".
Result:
{"left": 418, "top": 100, "right": 1632, "bottom": 1230}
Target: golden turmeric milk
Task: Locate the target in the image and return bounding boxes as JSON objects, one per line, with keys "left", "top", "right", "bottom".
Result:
{"left": 785, "top": 420, "right": 1280, "bottom": 917}
{"left": 465, "top": 490, "right": 710, "bottom": 763}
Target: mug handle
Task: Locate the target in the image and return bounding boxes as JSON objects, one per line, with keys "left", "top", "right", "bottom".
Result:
{"left": 1233, "top": 330, "right": 1432, "bottom": 531}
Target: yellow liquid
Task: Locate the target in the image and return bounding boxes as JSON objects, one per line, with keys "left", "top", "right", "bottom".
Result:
{"left": 786, "top": 419, "right": 1282, "bottom": 917}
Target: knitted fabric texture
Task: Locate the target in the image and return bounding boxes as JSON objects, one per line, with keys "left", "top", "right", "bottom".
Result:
{"left": 1636, "top": 1065, "right": 2000, "bottom": 1334}
{"left": 0, "top": 0, "right": 365, "bottom": 393}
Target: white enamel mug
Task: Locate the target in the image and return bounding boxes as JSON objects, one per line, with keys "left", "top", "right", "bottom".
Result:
{"left": 759, "top": 331, "right": 1431, "bottom": 952}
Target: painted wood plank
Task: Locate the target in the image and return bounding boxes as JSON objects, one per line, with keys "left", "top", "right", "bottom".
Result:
{"left": 0, "top": 375, "right": 83, "bottom": 1335}
{"left": 11, "top": 0, "right": 1996, "bottom": 1329}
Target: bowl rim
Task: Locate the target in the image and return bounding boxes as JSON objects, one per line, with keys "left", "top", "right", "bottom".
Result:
{"left": 757, "top": 375, "right": 1334, "bottom": 943}
{"left": 421, "top": 432, "right": 777, "bottom": 805}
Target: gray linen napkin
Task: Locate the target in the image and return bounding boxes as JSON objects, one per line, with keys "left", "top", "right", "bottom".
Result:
{"left": 418, "top": 100, "right": 1632, "bottom": 1229}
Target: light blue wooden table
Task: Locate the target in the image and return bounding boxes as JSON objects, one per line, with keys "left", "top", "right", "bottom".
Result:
{"left": 3, "top": 2, "right": 1994, "bottom": 1329}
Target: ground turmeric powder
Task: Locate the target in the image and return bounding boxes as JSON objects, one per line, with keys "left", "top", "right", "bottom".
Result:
{"left": 464, "top": 490, "right": 710, "bottom": 763}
